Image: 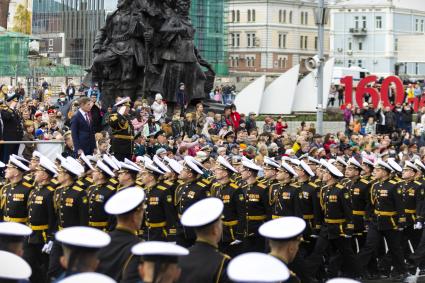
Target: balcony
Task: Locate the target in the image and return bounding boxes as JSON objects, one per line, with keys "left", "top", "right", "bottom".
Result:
{"left": 349, "top": 28, "right": 367, "bottom": 36}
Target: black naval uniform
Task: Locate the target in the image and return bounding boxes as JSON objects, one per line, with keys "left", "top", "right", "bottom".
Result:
{"left": 97, "top": 226, "right": 142, "bottom": 283}
{"left": 87, "top": 183, "right": 116, "bottom": 230}
{"left": 236, "top": 180, "right": 269, "bottom": 253}
{"left": 358, "top": 178, "right": 407, "bottom": 275}
{"left": 175, "top": 179, "right": 210, "bottom": 247}
{"left": 0, "top": 180, "right": 33, "bottom": 222}
{"left": 109, "top": 112, "right": 134, "bottom": 161}
{"left": 297, "top": 180, "right": 322, "bottom": 237}
{"left": 270, "top": 181, "right": 302, "bottom": 219}
{"left": 0, "top": 104, "right": 23, "bottom": 164}
{"left": 177, "top": 240, "right": 231, "bottom": 283}
{"left": 24, "top": 183, "right": 57, "bottom": 283}
{"left": 271, "top": 254, "right": 301, "bottom": 283}
{"left": 211, "top": 181, "right": 242, "bottom": 254}
{"left": 144, "top": 183, "right": 177, "bottom": 241}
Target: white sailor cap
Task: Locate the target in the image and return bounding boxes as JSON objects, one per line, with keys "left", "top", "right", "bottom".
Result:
{"left": 59, "top": 160, "right": 82, "bottom": 177}
{"left": 56, "top": 153, "right": 67, "bottom": 164}
{"left": 307, "top": 156, "right": 321, "bottom": 165}
{"left": 195, "top": 151, "right": 209, "bottom": 163}
{"left": 142, "top": 162, "right": 164, "bottom": 175}
{"left": 153, "top": 155, "right": 171, "bottom": 173}
{"left": 323, "top": 160, "right": 344, "bottom": 178}
{"left": 124, "top": 158, "right": 142, "bottom": 171}
{"left": 241, "top": 157, "right": 262, "bottom": 172}
{"left": 216, "top": 156, "right": 238, "bottom": 173}
{"left": 263, "top": 157, "right": 280, "bottom": 170}
{"left": 103, "top": 154, "right": 119, "bottom": 171}
{"left": 259, "top": 217, "right": 306, "bottom": 240}
{"left": 288, "top": 158, "right": 300, "bottom": 166}
{"left": 0, "top": 160, "right": 5, "bottom": 168}
{"left": 415, "top": 159, "right": 425, "bottom": 172}
{"left": 114, "top": 97, "right": 131, "bottom": 107}
{"left": 131, "top": 241, "right": 189, "bottom": 262}
{"left": 296, "top": 160, "right": 315, "bottom": 177}
{"left": 326, "top": 278, "right": 361, "bottom": 283}
{"left": 374, "top": 159, "right": 393, "bottom": 172}
{"left": 347, "top": 157, "right": 362, "bottom": 171}
{"left": 59, "top": 272, "right": 116, "bottom": 283}
{"left": 0, "top": 251, "right": 32, "bottom": 280}
{"left": 156, "top": 148, "right": 167, "bottom": 156}
{"left": 37, "top": 157, "right": 58, "bottom": 176}
{"left": 280, "top": 161, "right": 298, "bottom": 177}
{"left": 55, "top": 226, "right": 111, "bottom": 249}
{"left": 96, "top": 160, "right": 115, "bottom": 178}
{"left": 65, "top": 156, "right": 85, "bottom": 175}
{"left": 12, "top": 154, "right": 29, "bottom": 165}
{"left": 335, "top": 157, "right": 348, "bottom": 167}
{"left": 164, "top": 157, "right": 183, "bottom": 174}
{"left": 0, "top": 222, "right": 32, "bottom": 239}
{"left": 105, "top": 187, "right": 145, "bottom": 215}
{"left": 328, "top": 159, "right": 336, "bottom": 165}
{"left": 227, "top": 252, "right": 290, "bottom": 282}
{"left": 143, "top": 155, "right": 154, "bottom": 165}
{"left": 362, "top": 157, "right": 375, "bottom": 167}
{"left": 188, "top": 155, "right": 205, "bottom": 169}
{"left": 181, "top": 198, "right": 223, "bottom": 228}
{"left": 404, "top": 160, "right": 419, "bottom": 172}
{"left": 281, "top": 156, "right": 292, "bottom": 163}
{"left": 298, "top": 153, "right": 309, "bottom": 160}
{"left": 7, "top": 156, "right": 30, "bottom": 172}
{"left": 80, "top": 153, "right": 94, "bottom": 170}
{"left": 119, "top": 162, "right": 141, "bottom": 174}
{"left": 182, "top": 156, "right": 204, "bottom": 175}
{"left": 32, "top": 150, "right": 44, "bottom": 160}
{"left": 111, "top": 156, "right": 122, "bottom": 169}
{"left": 387, "top": 158, "right": 402, "bottom": 173}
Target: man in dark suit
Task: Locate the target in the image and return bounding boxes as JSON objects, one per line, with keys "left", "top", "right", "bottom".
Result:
{"left": 71, "top": 97, "right": 96, "bottom": 156}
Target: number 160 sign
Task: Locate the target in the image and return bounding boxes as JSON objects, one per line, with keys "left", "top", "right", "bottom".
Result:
{"left": 341, "top": 75, "right": 424, "bottom": 112}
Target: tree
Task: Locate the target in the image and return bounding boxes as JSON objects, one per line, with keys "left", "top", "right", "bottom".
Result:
{"left": 11, "top": 4, "right": 31, "bottom": 34}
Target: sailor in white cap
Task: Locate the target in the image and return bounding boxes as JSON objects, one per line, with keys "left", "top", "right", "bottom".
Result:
{"left": 334, "top": 157, "right": 348, "bottom": 178}
{"left": 139, "top": 162, "right": 177, "bottom": 242}
{"left": 117, "top": 161, "right": 141, "bottom": 191}
{"left": 175, "top": 156, "right": 211, "bottom": 247}
{"left": 357, "top": 159, "right": 407, "bottom": 279}
{"left": 1, "top": 156, "right": 32, "bottom": 225}
{"left": 109, "top": 97, "right": 134, "bottom": 162}
{"left": 209, "top": 156, "right": 241, "bottom": 255}
{"left": 86, "top": 160, "right": 117, "bottom": 231}
{"left": 235, "top": 157, "right": 270, "bottom": 253}
{"left": 269, "top": 161, "right": 302, "bottom": 220}
{"left": 58, "top": 272, "right": 116, "bottom": 283}
{"left": 73, "top": 153, "right": 94, "bottom": 189}
{"left": 326, "top": 278, "right": 360, "bottom": 283}
{"left": 25, "top": 157, "right": 58, "bottom": 283}
{"left": 102, "top": 154, "right": 120, "bottom": 187}
{"left": 259, "top": 217, "right": 306, "bottom": 283}
{"left": 178, "top": 198, "right": 231, "bottom": 283}
{"left": 0, "top": 222, "right": 31, "bottom": 256}
{"left": 308, "top": 160, "right": 361, "bottom": 278}
{"left": 262, "top": 156, "right": 280, "bottom": 187}
{"left": 344, "top": 157, "right": 370, "bottom": 249}
{"left": 131, "top": 241, "right": 188, "bottom": 283}
{"left": 48, "top": 159, "right": 88, "bottom": 281}
{"left": 361, "top": 157, "right": 375, "bottom": 182}
{"left": 0, "top": 250, "right": 32, "bottom": 281}
{"left": 54, "top": 226, "right": 110, "bottom": 280}
{"left": 306, "top": 156, "right": 321, "bottom": 184}
{"left": 97, "top": 187, "right": 145, "bottom": 283}
{"left": 292, "top": 159, "right": 321, "bottom": 243}
{"left": 227, "top": 252, "right": 289, "bottom": 283}
{"left": 387, "top": 158, "right": 403, "bottom": 182}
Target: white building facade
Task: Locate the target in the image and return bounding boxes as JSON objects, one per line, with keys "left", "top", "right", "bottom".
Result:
{"left": 227, "top": 0, "right": 330, "bottom": 75}
{"left": 330, "top": 0, "right": 425, "bottom": 77}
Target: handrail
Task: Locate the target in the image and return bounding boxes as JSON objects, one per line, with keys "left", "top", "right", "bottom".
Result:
{"left": 0, "top": 140, "right": 64, "bottom": 144}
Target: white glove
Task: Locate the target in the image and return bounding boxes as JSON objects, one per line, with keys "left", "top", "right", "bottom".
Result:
{"left": 230, "top": 240, "right": 242, "bottom": 246}
{"left": 414, "top": 222, "right": 423, "bottom": 230}
{"left": 118, "top": 106, "right": 126, "bottom": 115}
{"left": 42, "top": 241, "right": 53, "bottom": 254}
{"left": 343, "top": 234, "right": 352, "bottom": 239}
{"left": 310, "top": 234, "right": 319, "bottom": 238}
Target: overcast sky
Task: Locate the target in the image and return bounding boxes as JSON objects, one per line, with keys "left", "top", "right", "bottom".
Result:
{"left": 104, "top": 0, "right": 117, "bottom": 11}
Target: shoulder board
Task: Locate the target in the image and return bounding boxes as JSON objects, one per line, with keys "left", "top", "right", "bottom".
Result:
{"left": 415, "top": 181, "right": 422, "bottom": 186}
{"left": 109, "top": 178, "right": 118, "bottom": 184}
{"left": 196, "top": 182, "right": 206, "bottom": 187}
{"left": 360, "top": 179, "right": 369, "bottom": 184}
{"left": 389, "top": 180, "right": 398, "bottom": 184}
{"left": 157, "top": 185, "right": 167, "bottom": 191}
{"left": 47, "top": 186, "right": 55, "bottom": 192}
{"left": 76, "top": 180, "right": 84, "bottom": 186}
{"left": 291, "top": 183, "right": 301, "bottom": 188}
{"left": 72, "top": 186, "right": 83, "bottom": 192}
{"left": 221, "top": 253, "right": 231, "bottom": 260}
{"left": 336, "top": 184, "right": 344, "bottom": 189}
{"left": 51, "top": 179, "right": 59, "bottom": 185}
{"left": 110, "top": 114, "right": 118, "bottom": 121}
{"left": 177, "top": 180, "right": 184, "bottom": 185}
{"left": 230, "top": 183, "right": 239, "bottom": 189}
{"left": 308, "top": 182, "right": 318, "bottom": 188}
{"left": 107, "top": 185, "right": 116, "bottom": 191}
{"left": 202, "top": 178, "right": 211, "bottom": 185}
{"left": 85, "top": 177, "right": 93, "bottom": 183}
{"left": 23, "top": 175, "right": 32, "bottom": 181}
{"left": 164, "top": 180, "right": 173, "bottom": 186}
{"left": 257, "top": 183, "right": 267, "bottom": 189}
{"left": 22, "top": 182, "right": 32, "bottom": 188}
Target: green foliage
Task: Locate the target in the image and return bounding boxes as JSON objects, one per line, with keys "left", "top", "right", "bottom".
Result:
{"left": 11, "top": 4, "right": 31, "bottom": 35}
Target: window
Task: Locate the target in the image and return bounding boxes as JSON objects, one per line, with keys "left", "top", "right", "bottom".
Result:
{"left": 289, "top": 11, "right": 293, "bottom": 23}
{"left": 278, "top": 33, "right": 287, "bottom": 48}
{"left": 301, "top": 11, "right": 304, "bottom": 25}
{"left": 362, "top": 16, "right": 367, "bottom": 28}
{"left": 300, "top": 35, "right": 308, "bottom": 49}
{"left": 48, "top": 47, "right": 53, "bottom": 52}
{"left": 305, "top": 36, "right": 308, "bottom": 49}
{"left": 277, "top": 56, "right": 287, "bottom": 69}
{"left": 348, "top": 60, "right": 353, "bottom": 67}
{"left": 247, "top": 33, "right": 256, "bottom": 47}
{"left": 48, "top": 39, "right": 54, "bottom": 47}
{"left": 279, "top": 10, "right": 282, "bottom": 23}
{"left": 231, "top": 10, "right": 235, "bottom": 22}
{"left": 236, "top": 10, "right": 240, "bottom": 22}
{"left": 314, "top": 36, "right": 318, "bottom": 50}
{"left": 416, "top": 19, "right": 419, "bottom": 32}
{"left": 305, "top": 12, "right": 308, "bottom": 25}
{"left": 283, "top": 10, "right": 286, "bottom": 23}
{"left": 247, "top": 9, "right": 256, "bottom": 22}
{"left": 247, "top": 57, "right": 255, "bottom": 67}
{"left": 354, "top": 16, "right": 359, "bottom": 29}
{"left": 348, "top": 41, "right": 352, "bottom": 50}
{"left": 235, "top": 34, "right": 240, "bottom": 47}
{"left": 248, "top": 10, "right": 251, "bottom": 22}
{"left": 358, "top": 60, "right": 362, "bottom": 67}
{"left": 421, "top": 20, "right": 424, "bottom": 32}
{"left": 358, "top": 42, "right": 363, "bottom": 50}
{"left": 375, "top": 16, "right": 382, "bottom": 29}
{"left": 230, "top": 56, "right": 239, "bottom": 67}
{"left": 395, "top": 38, "right": 398, "bottom": 51}
{"left": 416, "top": 63, "right": 419, "bottom": 75}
